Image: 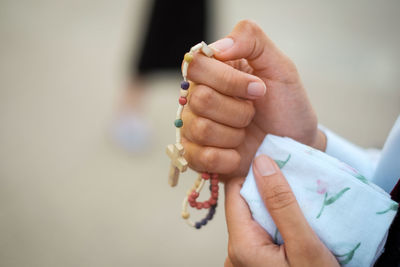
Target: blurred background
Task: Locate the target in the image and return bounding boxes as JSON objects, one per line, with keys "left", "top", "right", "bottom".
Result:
{"left": 0, "top": 0, "right": 399, "bottom": 266}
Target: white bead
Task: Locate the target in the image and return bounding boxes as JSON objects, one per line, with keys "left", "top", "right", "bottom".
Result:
{"left": 176, "top": 128, "right": 181, "bottom": 143}
{"left": 201, "top": 41, "right": 214, "bottom": 57}
{"left": 176, "top": 105, "right": 184, "bottom": 118}
{"left": 182, "top": 61, "right": 188, "bottom": 77}
{"left": 186, "top": 219, "right": 195, "bottom": 227}
{"left": 195, "top": 179, "right": 205, "bottom": 193}
{"left": 180, "top": 89, "right": 189, "bottom": 97}
{"left": 190, "top": 43, "right": 203, "bottom": 52}
{"left": 182, "top": 196, "right": 188, "bottom": 210}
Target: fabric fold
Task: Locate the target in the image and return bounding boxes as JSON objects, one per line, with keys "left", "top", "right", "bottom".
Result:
{"left": 241, "top": 134, "right": 397, "bottom": 267}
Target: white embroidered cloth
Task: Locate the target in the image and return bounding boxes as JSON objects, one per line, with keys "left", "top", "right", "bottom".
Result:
{"left": 240, "top": 135, "right": 398, "bottom": 266}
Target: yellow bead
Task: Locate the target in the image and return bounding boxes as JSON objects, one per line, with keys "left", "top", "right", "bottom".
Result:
{"left": 184, "top": 53, "right": 193, "bottom": 63}
{"left": 195, "top": 180, "right": 201, "bottom": 187}
{"left": 181, "top": 211, "right": 190, "bottom": 219}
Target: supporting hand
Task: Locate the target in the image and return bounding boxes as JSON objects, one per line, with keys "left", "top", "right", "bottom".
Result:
{"left": 224, "top": 154, "right": 338, "bottom": 267}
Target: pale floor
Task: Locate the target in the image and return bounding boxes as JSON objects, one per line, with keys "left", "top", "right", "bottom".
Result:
{"left": 0, "top": 0, "right": 399, "bottom": 266}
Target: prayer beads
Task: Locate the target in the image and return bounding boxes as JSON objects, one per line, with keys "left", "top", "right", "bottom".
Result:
{"left": 166, "top": 42, "right": 219, "bottom": 229}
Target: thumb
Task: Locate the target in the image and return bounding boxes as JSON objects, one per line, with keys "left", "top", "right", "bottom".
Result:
{"left": 253, "top": 154, "right": 316, "bottom": 246}
{"left": 210, "top": 20, "right": 288, "bottom": 77}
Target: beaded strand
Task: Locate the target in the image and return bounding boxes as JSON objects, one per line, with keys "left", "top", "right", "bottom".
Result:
{"left": 181, "top": 173, "right": 219, "bottom": 228}
{"left": 166, "top": 42, "right": 219, "bottom": 229}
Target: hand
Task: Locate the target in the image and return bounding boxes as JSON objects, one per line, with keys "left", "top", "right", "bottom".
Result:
{"left": 181, "top": 20, "right": 326, "bottom": 180}
{"left": 224, "top": 154, "right": 338, "bottom": 267}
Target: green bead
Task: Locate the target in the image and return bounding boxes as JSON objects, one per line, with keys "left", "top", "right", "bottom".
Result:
{"left": 174, "top": 119, "right": 183, "bottom": 128}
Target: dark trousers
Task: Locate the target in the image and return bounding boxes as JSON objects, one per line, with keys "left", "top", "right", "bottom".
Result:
{"left": 133, "top": 0, "right": 208, "bottom": 76}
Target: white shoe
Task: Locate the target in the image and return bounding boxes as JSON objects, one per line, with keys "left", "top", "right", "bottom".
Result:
{"left": 111, "top": 111, "right": 152, "bottom": 153}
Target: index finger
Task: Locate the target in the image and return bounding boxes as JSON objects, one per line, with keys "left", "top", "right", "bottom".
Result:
{"left": 187, "top": 53, "right": 266, "bottom": 99}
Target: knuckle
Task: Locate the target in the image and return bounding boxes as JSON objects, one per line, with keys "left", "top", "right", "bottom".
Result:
{"left": 232, "top": 129, "right": 246, "bottom": 147}
{"left": 191, "top": 117, "right": 211, "bottom": 144}
{"left": 265, "top": 185, "right": 296, "bottom": 211}
{"left": 190, "top": 85, "right": 214, "bottom": 113}
{"left": 200, "top": 147, "right": 219, "bottom": 171}
{"left": 180, "top": 110, "right": 190, "bottom": 138}
{"left": 220, "top": 69, "right": 237, "bottom": 94}
{"left": 237, "top": 19, "right": 261, "bottom": 35}
{"left": 299, "top": 242, "right": 325, "bottom": 261}
{"left": 228, "top": 151, "right": 242, "bottom": 173}
{"left": 237, "top": 104, "right": 255, "bottom": 127}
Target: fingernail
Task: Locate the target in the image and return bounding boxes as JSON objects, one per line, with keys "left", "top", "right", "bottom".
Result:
{"left": 247, "top": 82, "right": 266, "bottom": 97}
{"left": 254, "top": 155, "right": 276, "bottom": 177}
{"left": 209, "top": 38, "right": 234, "bottom": 52}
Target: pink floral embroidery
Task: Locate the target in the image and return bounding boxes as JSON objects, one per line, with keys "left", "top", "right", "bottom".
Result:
{"left": 340, "top": 163, "right": 358, "bottom": 175}
{"left": 339, "top": 163, "right": 369, "bottom": 184}
{"left": 316, "top": 179, "right": 328, "bottom": 194}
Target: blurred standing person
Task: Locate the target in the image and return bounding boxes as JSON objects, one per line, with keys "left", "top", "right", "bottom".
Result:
{"left": 112, "top": 0, "right": 210, "bottom": 152}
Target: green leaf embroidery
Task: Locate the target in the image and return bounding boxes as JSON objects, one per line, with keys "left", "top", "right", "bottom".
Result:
{"left": 325, "top": 187, "right": 351, "bottom": 205}
{"left": 317, "top": 187, "right": 350, "bottom": 218}
{"left": 317, "top": 193, "right": 328, "bottom": 219}
{"left": 274, "top": 154, "right": 291, "bottom": 169}
{"left": 353, "top": 173, "right": 369, "bottom": 184}
{"left": 376, "top": 203, "right": 398, "bottom": 215}
{"left": 334, "top": 242, "right": 361, "bottom": 265}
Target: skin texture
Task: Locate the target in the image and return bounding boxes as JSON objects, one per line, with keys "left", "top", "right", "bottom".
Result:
{"left": 181, "top": 20, "right": 334, "bottom": 266}
{"left": 182, "top": 20, "right": 326, "bottom": 182}
{"left": 224, "top": 155, "right": 339, "bottom": 267}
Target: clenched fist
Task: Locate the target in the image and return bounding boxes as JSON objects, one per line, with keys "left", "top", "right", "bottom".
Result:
{"left": 182, "top": 20, "right": 326, "bottom": 181}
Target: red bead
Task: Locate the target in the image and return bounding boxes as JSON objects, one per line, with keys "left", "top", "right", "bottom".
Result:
{"left": 212, "top": 192, "right": 219, "bottom": 199}
{"left": 201, "top": 173, "right": 210, "bottom": 180}
{"left": 196, "top": 203, "right": 203, "bottom": 209}
{"left": 209, "top": 199, "right": 217, "bottom": 205}
{"left": 211, "top": 179, "right": 219, "bottom": 185}
{"left": 211, "top": 185, "right": 219, "bottom": 193}
{"left": 188, "top": 196, "right": 194, "bottom": 202}
{"left": 190, "top": 201, "right": 196, "bottom": 208}
{"left": 211, "top": 173, "right": 219, "bottom": 179}
{"left": 203, "top": 202, "right": 210, "bottom": 209}
{"left": 179, "top": 97, "right": 187, "bottom": 105}
{"left": 191, "top": 192, "right": 199, "bottom": 199}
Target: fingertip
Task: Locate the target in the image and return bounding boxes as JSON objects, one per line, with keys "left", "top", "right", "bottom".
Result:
{"left": 209, "top": 37, "right": 234, "bottom": 54}
{"left": 225, "top": 177, "right": 245, "bottom": 193}
{"left": 247, "top": 81, "right": 267, "bottom": 99}
{"left": 253, "top": 154, "right": 278, "bottom": 178}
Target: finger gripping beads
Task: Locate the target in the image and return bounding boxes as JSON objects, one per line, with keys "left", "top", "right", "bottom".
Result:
{"left": 166, "top": 42, "right": 219, "bottom": 229}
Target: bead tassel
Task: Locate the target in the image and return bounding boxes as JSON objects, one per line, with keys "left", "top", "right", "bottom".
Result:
{"left": 181, "top": 173, "right": 219, "bottom": 229}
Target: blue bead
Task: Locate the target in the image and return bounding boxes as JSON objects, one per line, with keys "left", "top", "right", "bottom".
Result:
{"left": 181, "top": 81, "right": 190, "bottom": 90}
{"left": 195, "top": 222, "right": 202, "bottom": 229}
{"left": 201, "top": 219, "right": 208, "bottom": 225}
{"left": 206, "top": 214, "right": 212, "bottom": 220}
